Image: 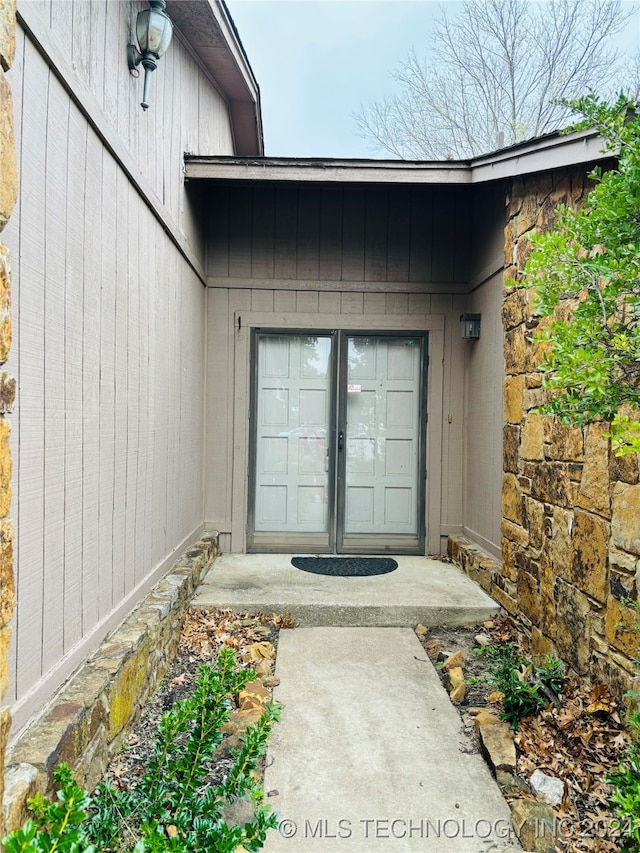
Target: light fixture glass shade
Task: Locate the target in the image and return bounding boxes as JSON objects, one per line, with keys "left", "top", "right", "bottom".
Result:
{"left": 136, "top": 3, "right": 173, "bottom": 58}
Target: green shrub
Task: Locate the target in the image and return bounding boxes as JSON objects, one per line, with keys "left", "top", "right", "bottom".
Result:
{"left": 480, "top": 643, "right": 565, "bottom": 729}
{"left": 3, "top": 648, "right": 279, "bottom": 853}
{"left": 608, "top": 711, "right": 640, "bottom": 851}
{"left": 2, "top": 765, "right": 97, "bottom": 853}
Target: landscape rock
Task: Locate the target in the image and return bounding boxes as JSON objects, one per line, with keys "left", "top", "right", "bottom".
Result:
{"left": 496, "top": 769, "right": 531, "bottom": 797}
{"left": 529, "top": 769, "right": 564, "bottom": 806}
{"left": 510, "top": 798, "right": 557, "bottom": 852}
{"left": 443, "top": 650, "right": 465, "bottom": 670}
{"left": 424, "top": 639, "right": 441, "bottom": 660}
{"left": 229, "top": 707, "right": 264, "bottom": 728}
{"left": 478, "top": 720, "right": 517, "bottom": 774}
{"left": 220, "top": 793, "right": 255, "bottom": 829}
{"left": 253, "top": 659, "right": 272, "bottom": 678}
{"left": 447, "top": 666, "right": 466, "bottom": 703}
{"left": 238, "top": 681, "right": 271, "bottom": 710}
{"left": 241, "top": 641, "right": 275, "bottom": 662}
{"left": 473, "top": 710, "right": 503, "bottom": 729}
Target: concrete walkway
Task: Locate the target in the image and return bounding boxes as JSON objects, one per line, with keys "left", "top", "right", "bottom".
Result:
{"left": 263, "top": 628, "right": 519, "bottom": 852}
{"left": 193, "top": 554, "right": 520, "bottom": 850}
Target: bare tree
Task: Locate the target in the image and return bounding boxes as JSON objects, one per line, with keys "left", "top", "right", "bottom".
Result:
{"left": 355, "top": 0, "right": 633, "bottom": 160}
{"left": 625, "top": 51, "right": 640, "bottom": 102}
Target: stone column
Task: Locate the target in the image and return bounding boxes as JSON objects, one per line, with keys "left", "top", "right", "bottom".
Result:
{"left": 0, "top": 0, "right": 17, "bottom": 838}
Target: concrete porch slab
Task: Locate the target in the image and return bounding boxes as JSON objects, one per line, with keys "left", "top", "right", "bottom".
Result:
{"left": 262, "top": 628, "right": 519, "bottom": 852}
{"left": 192, "top": 554, "right": 499, "bottom": 627}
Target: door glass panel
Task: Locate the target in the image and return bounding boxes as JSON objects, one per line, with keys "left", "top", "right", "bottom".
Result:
{"left": 254, "top": 335, "right": 332, "bottom": 533}
{"left": 344, "top": 336, "right": 421, "bottom": 536}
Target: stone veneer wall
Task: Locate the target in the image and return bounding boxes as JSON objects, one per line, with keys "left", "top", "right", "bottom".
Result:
{"left": 451, "top": 165, "right": 640, "bottom": 704}
{"left": 0, "top": 0, "right": 17, "bottom": 839}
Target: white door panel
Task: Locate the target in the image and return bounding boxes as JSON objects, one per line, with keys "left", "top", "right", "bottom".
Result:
{"left": 254, "top": 336, "right": 331, "bottom": 534}
{"left": 343, "top": 337, "right": 420, "bottom": 536}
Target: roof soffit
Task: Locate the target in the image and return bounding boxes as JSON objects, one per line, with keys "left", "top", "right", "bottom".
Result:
{"left": 165, "top": 0, "right": 262, "bottom": 155}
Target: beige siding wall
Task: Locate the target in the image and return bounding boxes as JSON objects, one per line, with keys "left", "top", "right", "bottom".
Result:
{"left": 463, "top": 272, "right": 504, "bottom": 557}
{"left": 461, "top": 185, "right": 507, "bottom": 557}
{"left": 17, "top": 1, "right": 234, "bottom": 254}
{"left": 207, "top": 184, "right": 472, "bottom": 287}
{"left": 1, "top": 3, "right": 232, "bottom": 735}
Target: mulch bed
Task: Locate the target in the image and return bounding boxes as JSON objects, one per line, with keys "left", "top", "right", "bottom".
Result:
{"left": 421, "top": 616, "right": 633, "bottom": 853}
{"left": 102, "top": 608, "right": 294, "bottom": 794}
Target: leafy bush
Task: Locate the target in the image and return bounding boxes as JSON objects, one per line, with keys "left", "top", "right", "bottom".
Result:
{"left": 608, "top": 711, "right": 640, "bottom": 851}
{"left": 481, "top": 643, "right": 565, "bottom": 729}
{"left": 2, "top": 765, "right": 98, "bottom": 853}
{"left": 3, "top": 648, "right": 279, "bottom": 853}
{"left": 517, "top": 93, "right": 640, "bottom": 455}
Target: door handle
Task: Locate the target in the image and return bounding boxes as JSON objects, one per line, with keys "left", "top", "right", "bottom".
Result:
{"left": 338, "top": 430, "right": 344, "bottom": 452}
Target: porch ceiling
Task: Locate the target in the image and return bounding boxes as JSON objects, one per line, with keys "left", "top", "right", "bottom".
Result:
{"left": 184, "top": 126, "right": 612, "bottom": 185}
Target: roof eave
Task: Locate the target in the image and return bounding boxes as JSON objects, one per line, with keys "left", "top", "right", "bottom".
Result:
{"left": 165, "top": 0, "right": 263, "bottom": 155}
{"left": 468, "top": 127, "right": 612, "bottom": 182}
{"left": 184, "top": 126, "right": 615, "bottom": 185}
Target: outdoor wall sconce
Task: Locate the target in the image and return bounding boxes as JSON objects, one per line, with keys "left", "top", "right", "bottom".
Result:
{"left": 460, "top": 313, "right": 481, "bottom": 339}
{"left": 127, "top": 0, "right": 174, "bottom": 111}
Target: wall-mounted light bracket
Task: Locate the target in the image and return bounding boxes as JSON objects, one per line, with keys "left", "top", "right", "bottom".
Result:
{"left": 127, "top": 0, "right": 173, "bottom": 110}
{"left": 460, "top": 313, "right": 481, "bottom": 339}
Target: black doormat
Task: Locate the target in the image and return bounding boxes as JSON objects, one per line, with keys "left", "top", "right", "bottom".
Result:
{"left": 291, "top": 556, "right": 398, "bottom": 577}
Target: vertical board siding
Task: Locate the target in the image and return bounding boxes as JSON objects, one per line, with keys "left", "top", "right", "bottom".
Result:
{"left": 42, "top": 69, "right": 68, "bottom": 673}
{"left": 82, "top": 126, "right": 102, "bottom": 630}
{"left": 6, "top": 11, "right": 213, "bottom": 729}
{"left": 318, "top": 186, "right": 342, "bottom": 280}
{"left": 341, "top": 187, "right": 366, "bottom": 280}
{"left": 228, "top": 186, "right": 253, "bottom": 279}
{"left": 251, "top": 187, "right": 275, "bottom": 280}
{"left": 4, "top": 26, "right": 24, "bottom": 703}
{"left": 207, "top": 184, "right": 470, "bottom": 285}
{"left": 386, "top": 189, "right": 411, "bottom": 281}
{"left": 409, "top": 188, "right": 433, "bottom": 283}
{"left": 431, "top": 293, "right": 466, "bottom": 531}
{"left": 364, "top": 189, "right": 388, "bottom": 282}
{"left": 16, "top": 39, "right": 48, "bottom": 696}
{"left": 273, "top": 186, "right": 298, "bottom": 280}
{"left": 463, "top": 275, "right": 504, "bottom": 554}
{"left": 98, "top": 151, "right": 117, "bottom": 620}
{"left": 64, "top": 100, "right": 88, "bottom": 650}
{"left": 204, "top": 288, "right": 231, "bottom": 529}
{"left": 295, "top": 187, "right": 320, "bottom": 280}
{"left": 25, "top": 0, "right": 234, "bottom": 251}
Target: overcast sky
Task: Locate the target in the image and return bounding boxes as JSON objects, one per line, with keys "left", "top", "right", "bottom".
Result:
{"left": 225, "top": 0, "right": 640, "bottom": 159}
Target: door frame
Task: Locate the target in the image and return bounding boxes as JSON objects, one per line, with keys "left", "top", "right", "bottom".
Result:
{"left": 246, "top": 328, "right": 338, "bottom": 554}
{"left": 246, "top": 329, "right": 429, "bottom": 554}
{"left": 231, "top": 311, "right": 445, "bottom": 555}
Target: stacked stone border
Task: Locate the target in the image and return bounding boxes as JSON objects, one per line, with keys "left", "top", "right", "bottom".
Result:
{"left": 3, "top": 532, "right": 219, "bottom": 833}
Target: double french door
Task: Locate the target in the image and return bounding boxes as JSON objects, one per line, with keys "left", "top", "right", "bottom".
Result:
{"left": 247, "top": 330, "right": 428, "bottom": 554}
